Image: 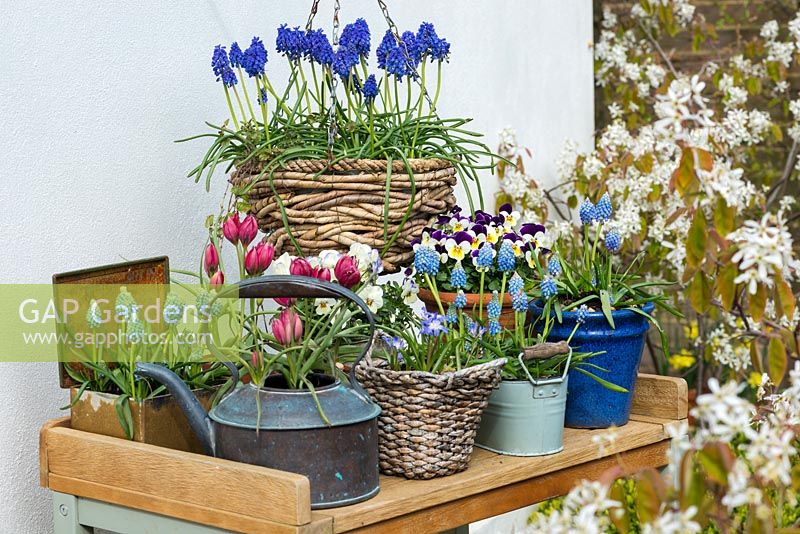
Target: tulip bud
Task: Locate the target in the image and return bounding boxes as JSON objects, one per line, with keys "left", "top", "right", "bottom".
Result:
{"left": 311, "top": 266, "right": 331, "bottom": 281}
{"left": 210, "top": 270, "right": 225, "bottom": 288}
{"left": 244, "top": 247, "right": 261, "bottom": 276}
{"left": 222, "top": 214, "right": 240, "bottom": 245}
{"left": 274, "top": 297, "right": 296, "bottom": 307}
{"left": 204, "top": 243, "right": 219, "bottom": 275}
{"left": 290, "top": 257, "right": 313, "bottom": 277}
{"left": 257, "top": 242, "right": 275, "bottom": 272}
{"left": 238, "top": 215, "right": 258, "bottom": 246}
{"left": 251, "top": 350, "right": 262, "bottom": 368}
{"left": 271, "top": 308, "right": 303, "bottom": 346}
{"left": 334, "top": 255, "right": 361, "bottom": 288}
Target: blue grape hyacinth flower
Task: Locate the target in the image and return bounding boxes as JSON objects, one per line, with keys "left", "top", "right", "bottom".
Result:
{"left": 512, "top": 291, "right": 528, "bottom": 313}
{"left": 212, "top": 45, "right": 238, "bottom": 87}
{"left": 242, "top": 37, "right": 268, "bottom": 77}
{"left": 576, "top": 304, "right": 589, "bottom": 324}
{"left": 508, "top": 272, "right": 523, "bottom": 295}
{"left": 579, "top": 198, "right": 596, "bottom": 226}
{"left": 547, "top": 256, "right": 562, "bottom": 277}
{"left": 362, "top": 74, "right": 379, "bottom": 102}
{"left": 340, "top": 18, "right": 371, "bottom": 57}
{"left": 541, "top": 276, "right": 558, "bottom": 299}
{"left": 414, "top": 245, "right": 440, "bottom": 276}
{"left": 475, "top": 242, "right": 494, "bottom": 271}
{"left": 307, "top": 29, "right": 334, "bottom": 66}
{"left": 488, "top": 319, "right": 502, "bottom": 336}
{"left": 450, "top": 262, "right": 467, "bottom": 289}
{"left": 497, "top": 240, "right": 516, "bottom": 272}
{"left": 605, "top": 230, "right": 622, "bottom": 253}
{"left": 229, "top": 42, "right": 244, "bottom": 68}
{"left": 596, "top": 192, "right": 612, "bottom": 223}
{"left": 454, "top": 290, "right": 467, "bottom": 309}
{"left": 487, "top": 291, "right": 502, "bottom": 320}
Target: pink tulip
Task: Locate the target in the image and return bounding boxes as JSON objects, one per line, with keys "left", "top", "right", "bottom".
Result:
{"left": 222, "top": 214, "right": 240, "bottom": 244}
{"left": 257, "top": 242, "right": 275, "bottom": 272}
{"left": 274, "top": 297, "right": 296, "bottom": 307}
{"left": 210, "top": 271, "right": 225, "bottom": 288}
{"left": 204, "top": 243, "right": 219, "bottom": 275}
{"left": 251, "top": 350, "right": 262, "bottom": 368}
{"left": 334, "top": 255, "right": 361, "bottom": 288}
{"left": 290, "top": 257, "right": 313, "bottom": 277}
{"left": 244, "top": 247, "right": 261, "bottom": 276}
{"left": 238, "top": 215, "right": 258, "bottom": 246}
{"left": 271, "top": 308, "right": 303, "bottom": 346}
{"left": 311, "top": 266, "right": 331, "bottom": 281}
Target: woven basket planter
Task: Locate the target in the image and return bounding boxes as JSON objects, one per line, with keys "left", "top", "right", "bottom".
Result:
{"left": 355, "top": 355, "right": 506, "bottom": 479}
{"left": 230, "top": 158, "right": 457, "bottom": 273}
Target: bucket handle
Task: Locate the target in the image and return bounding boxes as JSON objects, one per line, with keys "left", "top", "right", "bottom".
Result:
{"left": 211, "top": 275, "right": 375, "bottom": 402}
{"left": 517, "top": 346, "right": 572, "bottom": 387}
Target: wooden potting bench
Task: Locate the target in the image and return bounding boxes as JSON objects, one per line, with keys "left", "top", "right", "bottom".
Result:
{"left": 40, "top": 374, "right": 687, "bottom": 534}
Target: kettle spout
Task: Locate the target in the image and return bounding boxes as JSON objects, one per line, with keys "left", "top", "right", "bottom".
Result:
{"left": 135, "top": 363, "right": 215, "bottom": 456}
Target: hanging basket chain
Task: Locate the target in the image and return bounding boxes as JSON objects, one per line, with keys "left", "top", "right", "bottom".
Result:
{"left": 326, "top": 0, "right": 341, "bottom": 161}
{"left": 305, "top": 0, "right": 321, "bottom": 31}
{"left": 375, "top": 0, "right": 437, "bottom": 113}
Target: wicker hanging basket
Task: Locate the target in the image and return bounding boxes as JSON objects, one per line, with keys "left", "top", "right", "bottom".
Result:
{"left": 230, "top": 158, "right": 457, "bottom": 273}
{"left": 354, "top": 354, "right": 506, "bottom": 479}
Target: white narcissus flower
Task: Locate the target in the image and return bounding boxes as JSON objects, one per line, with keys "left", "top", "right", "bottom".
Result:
{"left": 358, "top": 285, "right": 383, "bottom": 313}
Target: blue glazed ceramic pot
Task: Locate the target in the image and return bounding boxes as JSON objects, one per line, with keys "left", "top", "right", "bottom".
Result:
{"left": 529, "top": 301, "right": 654, "bottom": 428}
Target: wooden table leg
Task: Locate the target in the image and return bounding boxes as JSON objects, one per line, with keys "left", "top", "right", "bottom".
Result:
{"left": 52, "top": 493, "right": 92, "bottom": 534}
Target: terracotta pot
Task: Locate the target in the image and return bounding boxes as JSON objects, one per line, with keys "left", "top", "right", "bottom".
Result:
{"left": 69, "top": 388, "right": 215, "bottom": 453}
{"left": 417, "top": 288, "right": 516, "bottom": 327}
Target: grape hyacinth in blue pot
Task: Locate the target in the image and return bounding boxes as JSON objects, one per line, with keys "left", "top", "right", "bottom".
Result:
{"left": 528, "top": 194, "right": 681, "bottom": 428}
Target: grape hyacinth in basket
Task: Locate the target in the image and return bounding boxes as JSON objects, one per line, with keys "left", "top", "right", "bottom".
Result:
{"left": 180, "top": 6, "right": 499, "bottom": 272}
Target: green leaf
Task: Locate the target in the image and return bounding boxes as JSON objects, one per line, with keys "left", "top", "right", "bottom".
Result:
{"left": 697, "top": 443, "right": 734, "bottom": 486}
{"left": 768, "top": 337, "right": 787, "bottom": 385}
{"left": 713, "top": 198, "right": 735, "bottom": 237}
{"left": 688, "top": 272, "right": 711, "bottom": 314}
{"left": 775, "top": 273, "right": 795, "bottom": 320}
{"left": 717, "top": 263, "right": 738, "bottom": 311}
{"left": 574, "top": 367, "right": 628, "bottom": 392}
{"left": 750, "top": 283, "right": 767, "bottom": 323}
{"left": 686, "top": 210, "right": 707, "bottom": 269}
{"left": 114, "top": 394, "right": 134, "bottom": 440}
{"left": 600, "top": 290, "right": 615, "bottom": 328}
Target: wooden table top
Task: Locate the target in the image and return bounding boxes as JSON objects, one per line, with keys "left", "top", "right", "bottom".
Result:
{"left": 40, "top": 374, "right": 687, "bottom": 534}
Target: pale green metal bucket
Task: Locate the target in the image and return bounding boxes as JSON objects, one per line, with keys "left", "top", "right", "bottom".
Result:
{"left": 475, "top": 349, "right": 570, "bottom": 457}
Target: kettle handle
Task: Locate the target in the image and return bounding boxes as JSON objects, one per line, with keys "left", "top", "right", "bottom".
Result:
{"left": 212, "top": 275, "right": 375, "bottom": 401}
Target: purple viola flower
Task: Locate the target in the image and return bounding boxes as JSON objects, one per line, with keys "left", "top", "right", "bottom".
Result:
{"left": 436, "top": 214, "right": 451, "bottom": 226}
{"left": 212, "top": 45, "right": 238, "bottom": 87}
{"left": 242, "top": 36, "right": 267, "bottom": 77}
{"left": 340, "top": 18, "right": 371, "bottom": 57}
{"left": 473, "top": 210, "right": 492, "bottom": 224}
{"left": 471, "top": 223, "right": 487, "bottom": 238}
{"left": 452, "top": 230, "right": 473, "bottom": 244}
{"left": 498, "top": 202, "right": 514, "bottom": 214}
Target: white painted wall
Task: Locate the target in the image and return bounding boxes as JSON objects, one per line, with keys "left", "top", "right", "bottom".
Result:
{"left": 0, "top": 1, "right": 593, "bottom": 531}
